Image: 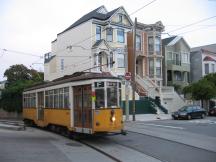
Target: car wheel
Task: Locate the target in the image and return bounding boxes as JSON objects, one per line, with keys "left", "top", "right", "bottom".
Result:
{"left": 201, "top": 113, "right": 205, "bottom": 119}
{"left": 187, "top": 115, "right": 191, "bottom": 120}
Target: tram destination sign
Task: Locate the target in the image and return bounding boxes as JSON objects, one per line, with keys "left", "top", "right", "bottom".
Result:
{"left": 95, "top": 82, "right": 104, "bottom": 87}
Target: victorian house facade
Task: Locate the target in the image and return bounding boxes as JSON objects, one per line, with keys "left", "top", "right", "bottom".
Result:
{"left": 44, "top": 5, "right": 133, "bottom": 81}
{"left": 44, "top": 6, "right": 187, "bottom": 112}
{"left": 162, "top": 36, "right": 191, "bottom": 87}
{"left": 190, "top": 44, "right": 216, "bottom": 83}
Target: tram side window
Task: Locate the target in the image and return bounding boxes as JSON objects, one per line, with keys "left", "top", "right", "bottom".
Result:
{"left": 23, "top": 93, "right": 36, "bottom": 108}
{"left": 45, "top": 87, "right": 69, "bottom": 109}
{"left": 107, "top": 82, "right": 118, "bottom": 107}
{"left": 95, "top": 89, "right": 105, "bottom": 109}
{"left": 54, "top": 89, "right": 59, "bottom": 108}
{"left": 59, "top": 88, "right": 64, "bottom": 108}
{"left": 64, "top": 87, "right": 69, "bottom": 108}
{"left": 45, "top": 91, "right": 49, "bottom": 108}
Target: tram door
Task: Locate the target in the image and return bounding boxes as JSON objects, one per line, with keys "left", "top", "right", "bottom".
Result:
{"left": 73, "top": 85, "right": 92, "bottom": 132}
{"left": 37, "top": 91, "right": 44, "bottom": 120}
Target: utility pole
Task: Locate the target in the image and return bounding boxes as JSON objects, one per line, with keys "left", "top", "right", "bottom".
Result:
{"left": 132, "top": 17, "right": 137, "bottom": 121}
{"left": 125, "top": 47, "right": 130, "bottom": 121}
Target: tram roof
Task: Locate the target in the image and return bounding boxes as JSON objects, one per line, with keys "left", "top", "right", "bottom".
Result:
{"left": 24, "top": 72, "right": 120, "bottom": 92}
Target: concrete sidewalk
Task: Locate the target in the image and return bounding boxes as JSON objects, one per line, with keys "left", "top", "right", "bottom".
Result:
{"left": 123, "top": 114, "right": 172, "bottom": 122}
{"left": 0, "top": 120, "right": 25, "bottom": 131}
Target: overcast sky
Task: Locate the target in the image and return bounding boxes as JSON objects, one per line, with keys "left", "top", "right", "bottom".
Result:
{"left": 0, "top": 0, "right": 216, "bottom": 81}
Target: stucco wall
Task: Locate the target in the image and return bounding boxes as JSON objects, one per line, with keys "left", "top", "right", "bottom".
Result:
{"left": 190, "top": 51, "right": 202, "bottom": 82}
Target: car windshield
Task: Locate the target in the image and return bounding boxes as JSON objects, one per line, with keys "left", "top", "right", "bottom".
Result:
{"left": 179, "top": 106, "right": 188, "bottom": 112}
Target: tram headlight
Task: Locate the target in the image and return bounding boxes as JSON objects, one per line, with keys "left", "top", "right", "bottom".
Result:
{"left": 110, "top": 109, "right": 116, "bottom": 122}
{"left": 111, "top": 116, "right": 116, "bottom": 122}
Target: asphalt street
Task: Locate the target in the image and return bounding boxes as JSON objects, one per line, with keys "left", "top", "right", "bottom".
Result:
{"left": 143, "top": 116, "right": 216, "bottom": 137}
{"left": 0, "top": 128, "right": 114, "bottom": 162}
{"left": 116, "top": 117, "right": 216, "bottom": 162}
{"left": 0, "top": 117, "right": 216, "bottom": 162}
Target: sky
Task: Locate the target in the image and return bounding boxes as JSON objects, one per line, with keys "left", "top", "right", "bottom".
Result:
{"left": 0, "top": 0, "right": 216, "bottom": 80}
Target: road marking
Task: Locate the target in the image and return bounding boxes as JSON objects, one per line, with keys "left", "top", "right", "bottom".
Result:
{"left": 188, "top": 120, "right": 216, "bottom": 124}
{"left": 143, "top": 123, "right": 185, "bottom": 130}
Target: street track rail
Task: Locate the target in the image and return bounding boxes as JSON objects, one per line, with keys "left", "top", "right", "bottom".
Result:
{"left": 78, "top": 139, "right": 122, "bottom": 162}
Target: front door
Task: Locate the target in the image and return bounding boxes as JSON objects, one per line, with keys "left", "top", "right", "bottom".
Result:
{"left": 37, "top": 91, "right": 44, "bottom": 120}
{"left": 73, "top": 85, "right": 92, "bottom": 132}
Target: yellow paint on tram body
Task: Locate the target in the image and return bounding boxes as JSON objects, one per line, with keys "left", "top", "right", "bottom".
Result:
{"left": 23, "top": 108, "right": 36, "bottom": 122}
{"left": 93, "top": 108, "right": 123, "bottom": 132}
{"left": 44, "top": 109, "right": 71, "bottom": 128}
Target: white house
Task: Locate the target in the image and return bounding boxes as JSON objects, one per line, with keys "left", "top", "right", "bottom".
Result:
{"left": 44, "top": 5, "right": 133, "bottom": 81}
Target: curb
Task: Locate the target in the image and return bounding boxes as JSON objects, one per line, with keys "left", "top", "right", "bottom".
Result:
{"left": 0, "top": 123, "right": 25, "bottom": 131}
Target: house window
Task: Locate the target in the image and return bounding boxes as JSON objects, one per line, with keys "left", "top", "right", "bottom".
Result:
{"left": 211, "top": 64, "right": 215, "bottom": 73}
{"left": 136, "top": 35, "right": 141, "bottom": 51}
{"left": 117, "top": 29, "right": 124, "bottom": 43}
{"left": 117, "top": 53, "right": 125, "bottom": 68}
{"left": 61, "top": 59, "right": 64, "bottom": 70}
{"left": 149, "top": 58, "right": 154, "bottom": 77}
{"left": 119, "top": 15, "right": 123, "bottom": 23}
{"left": 167, "top": 70, "right": 172, "bottom": 81}
{"left": 110, "top": 52, "right": 113, "bottom": 68}
{"left": 175, "top": 71, "right": 182, "bottom": 81}
{"left": 148, "top": 36, "right": 154, "bottom": 54}
{"left": 181, "top": 52, "right": 189, "bottom": 63}
{"left": 167, "top": 52, "right": 172, "bottom": 60}
{"left": 106, "top": 28, "right": 113, "bottom": 42}
{"left": 155, "top": 36, "right": 161, "bottom": 54}
{"left": 156, "top": 59, "right": 161, "bottom": 78}
{"left": 96, "top": 26, "right": 101, "bottom": 41}
{"left": 205, "top": 63, "right": 209, "bottom": 74}
{"left": 173, "top": 52, "right": 181, "bottom": 65}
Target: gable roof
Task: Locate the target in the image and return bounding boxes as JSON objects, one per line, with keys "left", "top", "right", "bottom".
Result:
{"left": 58, "top": 5, "right": 120, "bottom": 35}
{"left": 162, "top": 36, "right": 190, "bottom": 49}
{"left": 191, "top": 44, "right": 216, "bottom": 53}
{"left": 162, "top": 36, "right": 177, "bottom": 46}
{"left": 203, "top": 56, "right": 216, "bottom": 62}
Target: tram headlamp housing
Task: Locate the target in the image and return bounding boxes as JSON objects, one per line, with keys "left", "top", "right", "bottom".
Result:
{"left": 110, "top": 109, "right": 116, "bottom": 122}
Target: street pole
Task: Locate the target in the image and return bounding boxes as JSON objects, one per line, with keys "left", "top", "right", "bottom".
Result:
{"left": 132, "top": 17, "right": 137, "bottom": 121}
{"left": 125, "top": 80, "right": 129, "bottom": 121}
{"left": 125, "top": 47, "right": 129, "bottom": 121}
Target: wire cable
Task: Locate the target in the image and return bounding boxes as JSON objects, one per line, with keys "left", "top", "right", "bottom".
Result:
{"left": 166, "top": 15, "right": 216, "bottom": 33}
{"left": 0, "top": 48, "right": 43, "bottom": 58}
{"left": 129, "top": 0, "right": 157, "bottom": 16}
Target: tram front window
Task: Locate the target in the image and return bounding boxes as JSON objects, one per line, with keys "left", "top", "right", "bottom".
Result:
{"left": 95, "top": 89, "right": 105, "bottom": 109}
{"left": 107, "top": 86, "right": 118, "bottom": 108}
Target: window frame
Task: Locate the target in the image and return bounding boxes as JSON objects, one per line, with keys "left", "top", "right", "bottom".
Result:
{"left": 106, "top": 28, "right": 113, "bottom": 42}
{"left": 136, "top": 34, "right": 141, "bottom": 51}
{"left": 96, "top": 26, "right": 101, "bottom": 41}
{"left": 205, "top": 63, "right": 209, "bottom": 74}
{"left": 117, "top": 29, "right": 125, "bottom": 43}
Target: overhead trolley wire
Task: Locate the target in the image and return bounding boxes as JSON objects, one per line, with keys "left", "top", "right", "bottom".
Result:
{"left": 166, "top": 15, "right": 216, "bottom": 33}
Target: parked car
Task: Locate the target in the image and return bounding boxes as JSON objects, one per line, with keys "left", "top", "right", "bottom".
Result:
{"left": 208, "top": 106, "right": 216, "bottom": 116}
{"left": 172, "top": 105, "right": 206, "bottom": 120}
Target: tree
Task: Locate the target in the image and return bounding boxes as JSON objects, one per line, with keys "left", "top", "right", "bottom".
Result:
{"left": 0, "top": 64, "right": 44, "bottom": 113}
{"left": 4, "top": 64, "right": 31, "bottom": 84}
{"left": 204, "top": 73, "right": 216, "bottom": 87}
{"left": 183, "top": 78, "right": 216, "bottom": 108}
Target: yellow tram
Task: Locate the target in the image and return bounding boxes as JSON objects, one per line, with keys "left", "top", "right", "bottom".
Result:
{"left": 23, "top": 72, "right": 124, "bottom": 135}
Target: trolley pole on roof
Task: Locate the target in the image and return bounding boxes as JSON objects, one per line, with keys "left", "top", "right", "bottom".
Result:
{"left": 132, "top": 18, "right": 137, "bottom": 121}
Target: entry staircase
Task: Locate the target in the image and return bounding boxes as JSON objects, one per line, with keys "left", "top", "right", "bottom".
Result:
{"left": 135, "top": 75, "right": 186, "bottom": 113}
